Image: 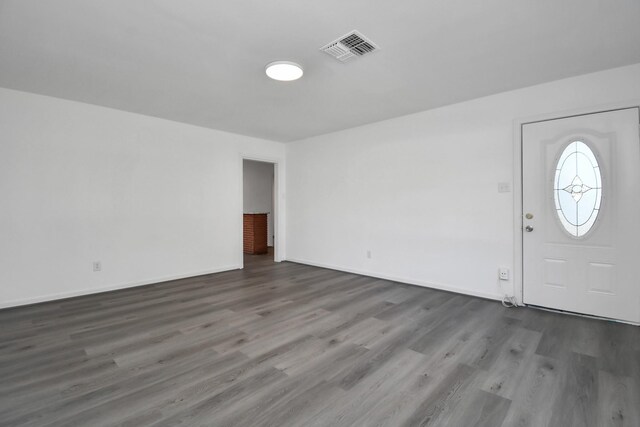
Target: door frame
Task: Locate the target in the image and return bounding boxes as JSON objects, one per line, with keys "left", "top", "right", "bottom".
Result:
{"left": 240, "top": 154, "right": 285, "bottom": 267}
{"left": 512, "top": 100, "right": 640, "bottom": 307}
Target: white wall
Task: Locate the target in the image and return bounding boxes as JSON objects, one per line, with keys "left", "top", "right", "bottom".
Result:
{"left": 286, "top": 63, "right": 640, "bottom": 301}
{"left": 2, "top": 64, "right": 638, "bottom": 309}
{"left": 0, "top": 88, "right": 285, "bottom": 308}
{"left": 243, "top": 160, "right": 275, "bottom": 246}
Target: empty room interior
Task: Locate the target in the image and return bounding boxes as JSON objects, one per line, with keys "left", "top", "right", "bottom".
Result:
{"left": 1, "top": 1, "right": 640, "bottom": 426}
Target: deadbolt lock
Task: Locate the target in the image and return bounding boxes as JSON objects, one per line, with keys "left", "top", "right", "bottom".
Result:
{"left": 525, "top": 213, "right": 534, "bottom": 219}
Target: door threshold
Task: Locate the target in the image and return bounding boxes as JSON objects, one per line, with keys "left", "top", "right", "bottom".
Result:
{"left": 525, "top": 304, "right": 639, "bottom": 326}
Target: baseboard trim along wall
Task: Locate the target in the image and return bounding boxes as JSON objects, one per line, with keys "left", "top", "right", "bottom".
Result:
{"left": 285, "top": 258, "right": 503, "bottom": 302}
{"left": 0, "top": 264, "right": 242, "bottom": 310}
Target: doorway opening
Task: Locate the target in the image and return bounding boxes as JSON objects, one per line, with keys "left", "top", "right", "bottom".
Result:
{"left": 242, "top": 159, "right": 276, "bottom": 264}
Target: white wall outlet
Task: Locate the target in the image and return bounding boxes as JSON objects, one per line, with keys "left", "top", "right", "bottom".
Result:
{"left": 499, "top": 267, "right": 509, "bottom": 281}
{"left": 93, "top": 261, "right": 102, "bottom": 272}
{"left": 366, "top": 250, "right": 372, "bottom": 259}
{"left": 498, "top": 182, "right": 511, "bottom": 193}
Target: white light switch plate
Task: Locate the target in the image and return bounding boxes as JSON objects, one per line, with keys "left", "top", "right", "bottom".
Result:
{"left": 498, "top": 182, "right": 511, "bottom": 193}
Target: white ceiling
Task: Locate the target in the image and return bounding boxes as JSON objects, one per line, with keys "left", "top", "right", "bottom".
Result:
{"left": 1, "top": 1, "right": 639, "bottom": 142}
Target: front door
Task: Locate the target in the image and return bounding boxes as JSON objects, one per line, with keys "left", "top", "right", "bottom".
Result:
{"left": 522, "top": 107, "right": 640, "bottom": 323}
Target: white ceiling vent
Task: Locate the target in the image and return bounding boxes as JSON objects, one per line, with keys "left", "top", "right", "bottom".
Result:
{"left": 320, "top": 30, "right": 379, "bottom": 62}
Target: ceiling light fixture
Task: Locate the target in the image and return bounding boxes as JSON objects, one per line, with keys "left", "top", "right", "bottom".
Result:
{"left": 265, "top": 61, "right": 303, "bottom": 81}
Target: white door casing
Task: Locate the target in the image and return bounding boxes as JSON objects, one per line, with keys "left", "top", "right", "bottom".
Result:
{"left": 522, "top": 108, "right": 640, "bottom": 323}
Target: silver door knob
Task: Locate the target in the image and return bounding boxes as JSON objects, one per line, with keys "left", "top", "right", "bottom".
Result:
{"left": 525, "top": 225, "right": 534, "bottom": 232}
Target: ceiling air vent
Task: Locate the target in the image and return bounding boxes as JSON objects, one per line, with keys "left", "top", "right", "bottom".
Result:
{"left": 320, "top": 30, "right": 379, "bottom": 62}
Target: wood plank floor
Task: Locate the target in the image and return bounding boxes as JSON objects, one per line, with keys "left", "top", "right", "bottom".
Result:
{"left": 1, "top": 254, "right": 639, "bottom": 427}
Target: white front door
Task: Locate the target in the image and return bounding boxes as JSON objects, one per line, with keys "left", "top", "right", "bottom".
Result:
{"left": 522, "top": 107, "right": 640, "bottom": 323}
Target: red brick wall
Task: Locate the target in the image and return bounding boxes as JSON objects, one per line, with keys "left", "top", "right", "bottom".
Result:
{"left": 243, "top": 214, "right": 268, "bottom": 254}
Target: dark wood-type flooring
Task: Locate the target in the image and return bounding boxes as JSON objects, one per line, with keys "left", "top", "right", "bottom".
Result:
{"left": 1, "top": 253, "right": 639, "bottom": 426}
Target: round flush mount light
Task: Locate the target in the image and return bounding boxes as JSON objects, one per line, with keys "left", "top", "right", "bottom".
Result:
{"left": 265, "top": 61, "right": 303, "bottom": 81}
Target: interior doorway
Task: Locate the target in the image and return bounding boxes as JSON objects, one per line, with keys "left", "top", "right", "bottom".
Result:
{"left": 242, "top": 159, "right": 276, "bottom": 262}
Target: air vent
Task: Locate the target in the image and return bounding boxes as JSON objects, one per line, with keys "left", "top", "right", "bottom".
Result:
{"left": 320, "top": 30, "right": 379, "bottom": 62}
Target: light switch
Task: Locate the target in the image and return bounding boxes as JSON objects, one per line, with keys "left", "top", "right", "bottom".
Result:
{"left": 498, "top": 182, "right": 511, "bottom": 193}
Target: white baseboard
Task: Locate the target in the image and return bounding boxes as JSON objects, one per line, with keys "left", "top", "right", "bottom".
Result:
{"left": 2, "top": 260, "right": 503, "bottom": 310}
{"left": 285, "top": 258, "right": 503, "bottom": 302}
{"left": 0, "top": 264, "right": 242, "bottom": 309}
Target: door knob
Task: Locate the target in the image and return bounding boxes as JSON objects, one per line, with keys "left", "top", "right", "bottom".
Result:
{"left": 525, "top": 225, "right": 534, "bottom": 232}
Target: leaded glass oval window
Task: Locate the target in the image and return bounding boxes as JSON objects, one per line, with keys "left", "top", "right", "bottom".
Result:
{"left": 553, "top": 141, "right": 602, "bottom": 237}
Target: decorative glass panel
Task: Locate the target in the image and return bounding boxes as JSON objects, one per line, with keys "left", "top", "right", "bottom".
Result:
{"left": 553, "top": 141, "right": 602, "bottom": 237}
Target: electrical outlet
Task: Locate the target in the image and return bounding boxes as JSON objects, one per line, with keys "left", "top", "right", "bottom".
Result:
{"left": 366, "top": 250, "right": 372, "bottom": 259}
{"left": 93, "top": 261, "right": 102, "bottom": 272}
{"left": 499, "top": 267, "right": 509, "bottom": 281}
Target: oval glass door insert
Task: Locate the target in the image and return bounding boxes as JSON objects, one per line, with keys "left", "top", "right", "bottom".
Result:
{"left": 553, "top": 141, "right": 602, "bottom": 237}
